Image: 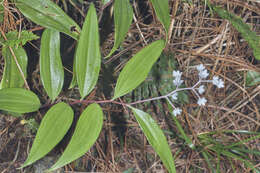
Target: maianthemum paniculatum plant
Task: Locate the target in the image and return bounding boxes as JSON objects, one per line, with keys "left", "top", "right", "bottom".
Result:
{"left": 0, "top": 0, "right": 259, "bottom": 172}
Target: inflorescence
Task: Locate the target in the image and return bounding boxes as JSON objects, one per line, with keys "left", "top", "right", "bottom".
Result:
{"left": 127, "top": 64, "right": 224, "bottom": 117}
{"left": 169, "top": 64, "right": 224, "bottom": 116}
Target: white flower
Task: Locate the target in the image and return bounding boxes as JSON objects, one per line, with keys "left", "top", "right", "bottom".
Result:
{"left": 172, "top": 70, "right": 182, "bottom": 78}
{"left": 171, "top": 92, "right": 178, "bottom": 100}
{"left": 217, "top": 79, "right": 224, "bottom": 88}
{"left": 173, "top": 78, "right": 183, "bottom": 86}
{"left": 197, "top": 97, "right": 207, "bottom": 106}
{"left": 196, "top": 64, "right": 205, "bottom": 72}
{"left": 212, "top": 76, "right": 224, "bottom": 88}
{"left": 198, "top": 69, "right": 209, "bottom": 79}
{"left": 212, "top": 76, "right": 219, "bottom": 85}
{"left": 172, "top": 108, "right": 182, "bottom": 116}
{"left": 172, "top": 70, "right": 183, "bottom": 86}
{"left": 197, "top": 85, "right": 205, "bottom": 94}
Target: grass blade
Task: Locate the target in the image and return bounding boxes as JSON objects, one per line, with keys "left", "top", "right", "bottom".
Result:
{"left": 212, "top": 6, "right": 260, "bottom": 60}
{"left": 201, "top": 151, "right": 216, "bottom": 173}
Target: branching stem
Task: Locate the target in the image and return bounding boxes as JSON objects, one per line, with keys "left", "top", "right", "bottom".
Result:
{"left": 40, "top": 77, "right": 215, "bottom": 110}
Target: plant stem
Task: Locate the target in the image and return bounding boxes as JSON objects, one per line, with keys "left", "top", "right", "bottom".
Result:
{"left": 40, "top": 78, "right": 214, "bottom": 109}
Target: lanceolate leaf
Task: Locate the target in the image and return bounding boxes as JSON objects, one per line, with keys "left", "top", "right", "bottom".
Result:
{"left": 40, "top": 29, "right": 64, "bottom": 101}
{"left": 0, "top": 88, "right": 40, "bottom": 113}
{"left": 106, "top": 0, "right": 133, "bottom": 58}
{"left": 49, "top": 103, "right": 103, "bottom": 171}
{"left": 22, "top": 102, "right": 73, "bottom": 168}
{"left": 149, "top": 0, "right": 171, "bottom": 35}
{"left": 113, "top": 40, "right": 165, "bottom": 99}
{"left": 0, "top": 46, "right": 28, "bottom": 89}
{"left": 16, "top": 0, "right": 81, "bottom": 40}
{"left": 75, "top": 3, "right": 101, "bottom": 99}
{"left": 212, "top": 6, "right": 260, "bottom": 60}
{"left": 129, "top": 107, "right": 176, "bottom": 173}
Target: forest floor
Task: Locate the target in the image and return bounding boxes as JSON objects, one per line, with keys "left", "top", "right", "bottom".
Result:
{"left": 0, "top": 0, "right": 260, "bottom": 172}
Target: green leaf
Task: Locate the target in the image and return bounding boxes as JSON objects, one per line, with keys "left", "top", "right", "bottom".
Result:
{"left": 113, "top": 40, "right": 165, "bottom": 99}
{"left": 129, "top": 107, "right": 176, "bottom": 173}
{"left": 0, "top": 5, "right": 3, "bottom": 22}
{"left": 16, "top": 0, "right": 81, "bottom": 40}
{"left": 40, "top": 29, "right": 64, "bottom": 101}
{"left": 69, "top": 57, "right": 77, "bottom": 89}
{"left": 0, "top": 46, "right": 28, "bottom": 89}
{"left": 149, "top": 0, "right": 171, "bottom": 35}
{"left": 48, "top": 103, "right": 103, "bottom": 171}
{"left": 106, "top": 0, "right": 133, "bottom": 58}
{"left": 212, "top": 6, "right": 260, "bottom": 60}
{"left": 0, "top": 88, "right": 40, "bottom": 113}
{"left": 246, "top": 70, "right": 260, "bottom": 87}
{"left": 75, "top": 3, "right": 101, "bottom": 99}
{"left": 0, "top": 30, "right": 39, "bottom": 47}
{"left": 21, "top": 102, "right": 73, "bottom": 168}
{"left": 201, "top": 151, "right": 215, "bottom": 173}
{"left": 69, "top": 73, "right": 77, "bottom": 89}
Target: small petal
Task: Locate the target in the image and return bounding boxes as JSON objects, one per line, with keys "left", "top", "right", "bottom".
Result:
{"left": 217, "top": 79, "right": 224, "bottom": 88}
{"left": 197, "top": 97, "right": 207, "bottom": 106}
{"left": 212, "top": 76, "right": 224, "bottom": 88}
{"left": 197, "top": 85, "right": 205, "bottom": 94}
{"left": 212, "top": 76, "right": 219, "bottom": 86}
{"left": 172, "top": 108, "right": 182, "bottom": 116}
{"left": 171, "top": 92, "right": 178, "bottom": 100}
{"left": 172, "top": 70, "right": 182, "bottom": 78}
{"left": 196, "top": 64, "right": 205, "bottom": 72}
{"left": 199, "top": 69, "right": 209, "bottom": 79}
{"left": 173, "top": 78, "right": 183, "bottom": 86}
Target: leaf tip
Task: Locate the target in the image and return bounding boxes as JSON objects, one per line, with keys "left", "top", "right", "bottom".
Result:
{"left": 19, "top": 160, "right": 32, "bottom": 170}
{"left": 46, "top": 159, "right": 66, "bottom": 172}
{"left": 80, "top": 95, "right": 86, "bottom": 101}
{"left": 46, "top": 166, "right": 58, "bottom": 172}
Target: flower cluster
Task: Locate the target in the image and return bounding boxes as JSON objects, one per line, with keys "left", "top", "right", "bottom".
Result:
{"left": 172, "top": 107, "right": 182, "bottom": 116}
{"left": 170, "top": 64, "right": 224, "bottom": 116}
{"left": 212, "top": 76, "right": 224, "bottom": 88}
{"left": 172, "top": 70, "right": 183, "bottom": 87}
{"left": 196, "top": 64, "right": 209, "bottom": 79}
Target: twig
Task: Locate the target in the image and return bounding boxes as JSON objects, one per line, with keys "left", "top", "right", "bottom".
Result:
{"left": 132, "top": 2, "right": 147, "bottom": 46}
{"left": 168, "top": 0, "right": 179, "bottom": 44}
{"left": 12, "top": 139, "right": 21, "bottom": 163}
